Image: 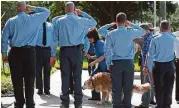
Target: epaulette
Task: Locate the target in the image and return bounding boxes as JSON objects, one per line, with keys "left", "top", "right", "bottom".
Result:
{"left": 170, "top": 32, "right": 176, "bottom": 37}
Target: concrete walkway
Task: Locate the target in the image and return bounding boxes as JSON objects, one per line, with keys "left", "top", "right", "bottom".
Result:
{"left": 1, "top": 70, "right": 179, "bottom": 108}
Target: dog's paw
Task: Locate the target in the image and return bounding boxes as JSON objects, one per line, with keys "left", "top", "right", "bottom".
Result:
{"left": 97, "top": 101, "right": 104, "bottom": 105}
{"left": 104, "top": 101, "right": 112, "bottom": 105}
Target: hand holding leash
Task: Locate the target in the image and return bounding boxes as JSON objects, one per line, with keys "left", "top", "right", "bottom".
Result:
{"left": 87, "top": 54, "right": 91, "bottom": 59}
{"left": 89, "top": 62, "right": 95, "bottom": 67}
{"left": 143, "top": 66, "right": 149, "bottom": 76}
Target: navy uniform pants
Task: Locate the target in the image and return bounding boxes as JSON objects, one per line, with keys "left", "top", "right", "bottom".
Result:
{"left": 153, "top": 61, "right": 175, "bottom": 108}
{"left": 111, "top": 60, "right": 134, "bottom": 108}
{"left": 175, "top": 59, "right": 179, "bottom": 102}
{"left": 35, "top": 46, "right": 51, "bottom": 92}
{"left": 8, "top": 47, "right": 36, "bottom": 108}
{"left": 60, "top": 45, "right": 83, "bottom": 106}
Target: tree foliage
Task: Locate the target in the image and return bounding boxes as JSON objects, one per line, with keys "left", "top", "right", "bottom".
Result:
{"left": 1, "top": 1, "right": 178, "bottom": 28}
{"left": 169, "top": 6, "right": 179, "bottom": 31}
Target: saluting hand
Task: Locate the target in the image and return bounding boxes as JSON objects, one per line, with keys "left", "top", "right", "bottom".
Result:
{"left": 2, "top": 56, "right": 8, "bottom": 63}
{"left": 75, "top": 9, "right": 83, "bottom": 16}
{"left": 26, "top": 5, "right": 35, "bottom": 12}
{"left": 125, "top": 20, "right": 132, "bottom": 26}
{"left": 110, "top": 22, "right": 116, "bottom": 27}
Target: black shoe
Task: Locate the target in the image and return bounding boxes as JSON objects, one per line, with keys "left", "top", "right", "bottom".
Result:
{"left": 60, "top": 104, "right": 69, "bottom": 108}
{"left": 75, "top": 104, "right": 82, "bottom": 108}
{"left": 37, "top": 90, "right": 43, "bottom": 95}
{"left": 14, "top": 102, "right": 24, "bottom": 108}
{"left": 26, "top": 105, "right": 35, "bottom": 108}
{"left": 150, "top": 100, "right": 157, "bottom": 105}
{"left": 44, "top": 91, "right": 50, "bottom": 95}
{"left": 88, "top": 97, "right": 101, "bottom": 101}
{"left": 135, "top": 104, "right": 148, "bottom": 108}
{"left": 177, "top": 101, "right": 179, "bottom": 104}
{"left": 26, "top": 101, "right": 35, "bottom": 108}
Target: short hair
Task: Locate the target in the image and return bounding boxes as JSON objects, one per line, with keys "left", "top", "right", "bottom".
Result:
{"left": 87, "top": 28, "right": 100, "bottom": 43}
{"left": 140, "top": 23, "right": 149, "bottom": 30}
{"left": 65, "top": 2, "right": 75, "bottom": 9}
{"left": 116, "top": 12, "right": 127, "bottom": 23}
{"left": 16, "top": 1, "right": 26, "bottom": 7}
{"left": 160, "top": 20, "right": 170, "bottom": 30}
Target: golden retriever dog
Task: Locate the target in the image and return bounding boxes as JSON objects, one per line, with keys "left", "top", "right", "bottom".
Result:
{"left": 133, "top": 83, "right": 151, "bottom": 94}
{"left": 82, "top": 72, "right": 151, "bottom": 104}
{"left": 82, "top": 72, "right": 111, "bottom": 104}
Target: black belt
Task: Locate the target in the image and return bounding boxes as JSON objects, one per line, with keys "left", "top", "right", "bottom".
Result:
{"left": 154, "top": 60, "right": 173, "bottom": 65}
{"left": 36, "top": 45, "right": 50, "bottom": 49}
{"left": 61, "top": 45, "right": 80, "bottom": 49}
{"left": 12, "top": 45, "right": 35, "bottom": 48}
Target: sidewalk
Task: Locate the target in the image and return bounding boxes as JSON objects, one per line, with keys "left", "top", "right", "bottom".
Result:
{"left": 1, "top": 70, "right": 179, "bottom": 108}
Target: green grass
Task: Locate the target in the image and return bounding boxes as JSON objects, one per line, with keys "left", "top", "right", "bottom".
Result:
{"left": 52, "top": 56, "right": 140, "bottom": 72}
{"left": 1, "top": 74, "right": 13, "bottom": 94}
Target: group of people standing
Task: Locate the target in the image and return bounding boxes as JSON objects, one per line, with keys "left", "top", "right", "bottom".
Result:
{"left": 1, "top": 1, "right": 179, "bottom": 108}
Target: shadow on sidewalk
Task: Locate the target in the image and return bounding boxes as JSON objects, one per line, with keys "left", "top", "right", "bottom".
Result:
{"left": 82, "top": 94, "right": 113, "bottom": 108}
{"left": 39, "top": 94, "right": 60, "bottom": 107}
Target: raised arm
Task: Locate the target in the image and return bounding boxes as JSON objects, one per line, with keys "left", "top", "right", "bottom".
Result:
{"left": 76, "top": 9, "right": 97, "bottom": 28}
{"left": 28, "top": 6, "right": 50, "bottom": 26}
{"left": 129, "top": 23, "right": 146, "bottom": 39}
{"left": 98, "top": 23, "right": 116, "bottom": 38}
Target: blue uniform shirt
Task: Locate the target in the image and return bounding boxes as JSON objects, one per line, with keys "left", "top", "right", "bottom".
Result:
{"left": 52, "top": 15, "right": 90, "bottom": 54}
{"left": 94, "top": 40, "right": 107, "bottom": 70}
{"left": 1, "top": 7, "right": 50, "bottom": 56}
{"left": 147, "top": 32, "right": 179, "bottom": 72}
{"left": 52, "top": 15, "right": 65, "bottom": 25}
{"left": 98, "top": 24, "right": 113, "bottom": 38}
{"left": 36, "top": 22, "right": 56, "bottom": 56}
{"left": 53, "top": 12, "right": 97, "bottom": 52}
{"left": 103, "top": 24, "right": 146, "bottom": 68}
{"left": 82, "top": 36, "right": 90, "bottom": 53}
{"left": 88, "top": 43, "right": 95, "bottom": 56}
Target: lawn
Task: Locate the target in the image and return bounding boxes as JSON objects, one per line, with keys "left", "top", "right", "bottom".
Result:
{"left": 51, "top": 54, "right": 140, "bottom": 73}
